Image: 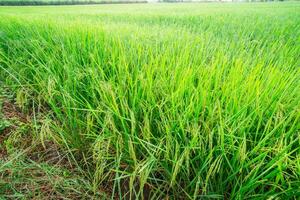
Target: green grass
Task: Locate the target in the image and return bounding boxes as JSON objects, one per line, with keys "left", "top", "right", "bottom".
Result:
{"left": 0, "top": 2, "right": 300, "bottom": 199}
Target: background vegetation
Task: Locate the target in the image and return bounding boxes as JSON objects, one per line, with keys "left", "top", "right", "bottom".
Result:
{"left": 0, "top": 0, "right": 147, "bottom": 6}
{"left": 0, "top": 2, "right": 300, "bottom": 199}
{"left": 0, "top": 0, "right": 295, "bottom": 6}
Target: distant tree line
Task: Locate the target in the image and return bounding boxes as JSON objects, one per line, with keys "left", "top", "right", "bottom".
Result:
{"left": 0, "top": 0, "right": 146, "bottom": 6}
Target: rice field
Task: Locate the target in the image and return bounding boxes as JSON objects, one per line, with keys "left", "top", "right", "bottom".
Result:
{"left": 0, "top": 2, "right": 300, "bottom": 199}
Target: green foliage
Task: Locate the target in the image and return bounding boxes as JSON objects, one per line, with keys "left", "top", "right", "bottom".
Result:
{"left": 0, "top": 120, "right": 10, "bottom": 132}
{"left": 0, "top": 89, "right": 9, "bottom": 132}
{"left": 0, "top": 2, "right": 300, "bottom": 199}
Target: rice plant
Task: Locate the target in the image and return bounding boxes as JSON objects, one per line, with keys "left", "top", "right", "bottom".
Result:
{"left": 0, "top": 2, "right": 299, "bottom": 199}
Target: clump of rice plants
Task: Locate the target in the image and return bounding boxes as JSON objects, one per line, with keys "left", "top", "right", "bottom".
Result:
{"left": 0, "top": 2, "right": 299, "bottom": 199}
